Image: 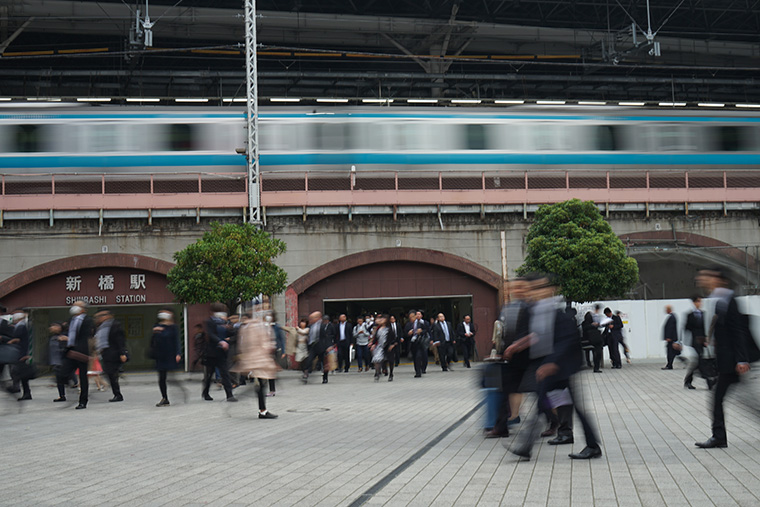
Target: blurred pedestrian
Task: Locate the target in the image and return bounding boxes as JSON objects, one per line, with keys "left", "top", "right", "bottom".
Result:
{"left": 202, "top": 303, "right": 236, "bottom": 402}
{"left": 301, "top": 311, "right": 336, "bottom": 384}
{"left": 58, "top": 300, "right": 94, "bottom": 409}
{"left": 684, "top": 296, "right": 714, "bottom": 390}
{"left": 456, "top": 315, "right": 476, "bottom": 368}
{"left": 232, "top": 310, "right": 278, "bottom": 419}
{"left": 581, "top": 312, "right": 603, "bottom": 373}
{"left": 603, "top": 308, "right": 623, "bottom": 369}
{"left": 371, "top": 315, "right": 392, "bottom": 382}
{"left": 295, "top": 318, "right": 309, "bottom": 366}
{"left": 353, "top": 317, "right": 370, "bottom": 372}
{"left": 661, "top": 305, "right": 681, "bottom": 370}
{"left": 10, "top": 309, "right": 32, "bottom": 401}
{"left": 94, "top": 310, "right": 127, "bottom": 402}
{"left": 152, "top": 309, "right": 183, "bottom": 407}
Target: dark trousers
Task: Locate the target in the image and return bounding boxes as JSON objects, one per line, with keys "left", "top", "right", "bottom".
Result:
{"left": 337, "top": 342, "right": 350, "bottom": 372}
{"left": 202, "top": 357, "right": 233, "bottom": 398}
{"left": 356, "top": 344, "right": 369, "bottom": 370}
{"left": 158, "top": 370, "right": 168, "bottom": 399}
{"left": 461, "top": 339, "right": 473, "bottom": 367}
{"left": 412, "top": 344, "right": 427, "bottom": 375}
{"left": 102, "top": 360, "right": 122, "bottom": 398}
{"left": 592, "top": 345, "right": 603, "bottom": 371}
{"left": 665, "top": 341, "right": 680, "bottom": 368}
{"left": 394, "top": 343, "right": 401, "bottom": 366}
{"left": 58, "top": 358, "right": 88, "bottom": 405}
{"left": 439, "top": 341, "right": 453, "bottom": 370}
{"left": 607, "top": 335, "right": 622, "bottom": 367}
{"left": 255, "top": 378, "right": 268, "bottom": 411}
{"left": 685, "top": 340, "right": 713, "bottom": 386}
{"left": 556, "top": 404, "right": 574, "bottom": 438}
{"left": 302, "top": 345, "right": 328, "bottom": 381}
{"left": 493, "top": 363, "right": 522, "bottom": 435}
{"left": 712, "top": 372, "right": 740, "bottom": 442}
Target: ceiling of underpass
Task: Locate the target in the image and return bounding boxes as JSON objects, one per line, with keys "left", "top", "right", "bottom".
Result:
{"left": 2, "top": 1, "right": 760, "bottom": 101}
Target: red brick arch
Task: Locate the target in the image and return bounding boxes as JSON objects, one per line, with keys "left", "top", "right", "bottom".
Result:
{"left": 0, "top": 253, "right": 174, "bottom": 299}
{"left": 287, "top": 247, "right": 502, "bottom": 295}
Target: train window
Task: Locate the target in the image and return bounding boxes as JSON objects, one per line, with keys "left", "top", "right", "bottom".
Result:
{"left": 596, "top": 125, "right": 623, "bottom": 151}
{"left": 14, "top": 125, "right": 42, "bottom": 152}
{"left": 464, "top": 124, "right": 488, "bottom": 150}
{"left": 168, "top": 124, "right": 196, "bottom": 151}
{"left": 87, "top": 124, "right": 121, "bottom": 152}
{"left": 715, "top": 126, "right": 753, "bottom": 151}
{"left": 533, "top": 124, "right": 565, "bottom": 150}
{"left": 314, "top": 123, "right": 348, "bottom": 150}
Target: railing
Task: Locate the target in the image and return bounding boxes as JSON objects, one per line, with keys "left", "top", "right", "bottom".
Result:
{"left": 0, "top": 172, "right": 247, "bottom": 210}
{"left": 260, "top": 169, "right": 760, "bottom": 207}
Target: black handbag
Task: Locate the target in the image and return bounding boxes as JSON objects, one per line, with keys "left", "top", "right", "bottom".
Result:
{"left": 11, "top": 360, "right": 38, "bottom": 381}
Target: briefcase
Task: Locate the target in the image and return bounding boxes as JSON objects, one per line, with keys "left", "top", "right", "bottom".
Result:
{"left": 66, "top": 349, "right": 91, "bottom": 363}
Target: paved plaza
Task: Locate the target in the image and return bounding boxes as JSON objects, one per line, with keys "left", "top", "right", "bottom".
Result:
{"left": 2, "top": 360, "right": 760, "bottom": 507}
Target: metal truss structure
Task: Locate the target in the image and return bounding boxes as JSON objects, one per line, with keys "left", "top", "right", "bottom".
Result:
{"left": 1, "top": 0, "right": 760, "bottom": 101}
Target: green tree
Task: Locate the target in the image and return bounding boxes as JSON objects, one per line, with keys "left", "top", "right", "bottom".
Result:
{"left": 517, "top": 199, "right": 638, "bottom": 302}
{"left": 167, "top": 222, "right": 288, "bottom": 309}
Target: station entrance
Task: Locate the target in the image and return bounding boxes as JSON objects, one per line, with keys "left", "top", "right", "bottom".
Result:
{"left": 324, "top": 295, "right": 472, "bottom": 327}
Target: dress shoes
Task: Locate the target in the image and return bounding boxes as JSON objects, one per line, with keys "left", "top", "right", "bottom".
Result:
{"left": 258, "top": 411, "right": 278, "bottom": 419}
{"left": 414, "top": 374, "right": 422, "bottom": 378}
{"left": 569, "top": 446, "right": 602, "bottom": 459}
{"left": 510, "top": 448, "right": 531, "bottom": 461}
{"left": 226, "top": 396, "right": 238, "bottom": 402}
{"left": 684, "top": 382, "right": 696, "bottom": 390}
{"left": 548, "top": 435, "right": 574, "bottom": 445}
{"left": 695, "top": 437, "right": 727, "bottom": 449}
{"left": 661, "top": 366, "right": 673, "bottom": 370}
{"left": 75, "top": 404, "right": 87, "bottom": 410}
{"left": 203, "top": 394, "right": 214, "bottom": 401}
{"left": 17, "top": 395, "right": 32, "bottom": 401}
{"left": 156, "top": 398, "right": 170, "bottom": 407}
{"left": 484, "top": 430, "right": 509, "bottom": 439}
{"left": 593, "top": 369, "right": 602, "bottom": 373}
{"left": 541, "top": 426, "right": 558, "bottom": 437}
{"left": 109, "top": 396, "right": 124, "bottom": 402}
{"left": 53, "top": 396, "right": 67, "bottom": 402}
{"left": 322, "top": 378, "right": 328, "bottom": 384}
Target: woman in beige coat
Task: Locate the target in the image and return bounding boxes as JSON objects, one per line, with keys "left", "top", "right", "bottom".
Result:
{"left": 231, "top": 315, "right": 278, "bottom": 419}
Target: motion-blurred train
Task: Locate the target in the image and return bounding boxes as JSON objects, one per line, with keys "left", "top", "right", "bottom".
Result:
{"left": 1, "top": 105, "right": 759, "bottom": 175}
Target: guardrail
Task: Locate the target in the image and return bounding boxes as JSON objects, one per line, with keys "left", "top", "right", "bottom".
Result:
{"left": 0, "top": 172, "right": 247, "bottom": 210}
{"left": 260, "top": 169, "right": 760, "bottom": 207}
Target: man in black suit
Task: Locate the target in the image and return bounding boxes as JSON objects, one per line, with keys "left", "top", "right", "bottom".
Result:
{"left": 662, "top": 305, "right": 680, "bottom": 370}
{"left": 456, "top": 315, "right": 476, "bottom": 368}
{"left": 389, "top": 315, "right": 402, "bottom": 367}
{"left": 433, "top": 313, "right": 455, "bottom": 371}
{"left": 335, "top": 314, "right": 353, "bottom": 373}
{"left": 603, "top": 308, "right": 623, "bottom": 369}
{"left": 684, "top": 296, "right": 713, "bottom": 390}
{"left": 57, "top": 300, "right": 94, "bottom": 409}
{"left": 408, "top": 310, "right": 430, "bottom": 378}
{"left": 695, "top": 267, "right": 756, "bottom": 448}
{"left": 202, "top": 303, "right": 236, "bottom": 402}
{"left": 94, "top": 310, "right": 128, "bottom": 402}
{"left": 10, "top": 309, "right": 32, "bottom": 401}
{"left": 302, "top": 311, "right": 336, "bottom": 384}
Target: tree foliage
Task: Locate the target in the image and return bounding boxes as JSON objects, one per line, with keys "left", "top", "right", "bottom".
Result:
{"left": 517, "top": 199, "right": 639, "bottom": 302}
{"left": 167, "top": 222, "right": 288, "bottom": 306}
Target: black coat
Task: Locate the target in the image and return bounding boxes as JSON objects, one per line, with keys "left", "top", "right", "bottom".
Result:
{"left": 101, "top": 320, "right": 127, "bottom": 363}
{"left": 314, "top": 322, "right": 336, "bottom": 355}
{"left": 153, "top": 324, "right": 181, "bottom": 371}
{"left": 68, "top": 314, "right": 94, "bottom": 355}
{"left": 432, "top": 321, "right": 455, "bottom": 344}
{"left": 335, "top": 321, "right": 353, "bottom": 346}
{"left": 663, "top": 313, "right": 678, "bottom": 342}
{"left": 582, "top": 320, "right": 603, "bottom": 347}
{"left": 545, "top": 310, "right": 584, "bottom": 381}
{"left": 456, "top": 322, "right": 476, "bottom": 342}
{"left": 713, "top": 295, "right": 749, "bottom": 374}
{"left": 684, "top": 311, "right": 706, "bottom": 344}
{"left": 12, "top": 321, "right": 31, "bottom": 358}
{"left": 205, "top": 317, "right": 228, "bottom": 360}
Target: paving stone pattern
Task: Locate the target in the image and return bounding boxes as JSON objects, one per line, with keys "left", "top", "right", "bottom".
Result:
{"left": 2, "top": 360, "right": 760, "bottom": 506}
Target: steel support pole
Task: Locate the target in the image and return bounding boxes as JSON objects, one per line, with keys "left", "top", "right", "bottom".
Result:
{"left": 244, "top": 0, "right": 260, "bottom": 224}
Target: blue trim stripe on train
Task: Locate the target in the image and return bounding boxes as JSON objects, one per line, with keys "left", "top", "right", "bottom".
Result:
{"left": 1, "top": 152, "right": 760, "bottom": 169}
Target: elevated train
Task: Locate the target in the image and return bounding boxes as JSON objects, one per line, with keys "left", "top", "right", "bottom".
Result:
{"left": 1, "top": 106, "right": 759, "bottom": 177}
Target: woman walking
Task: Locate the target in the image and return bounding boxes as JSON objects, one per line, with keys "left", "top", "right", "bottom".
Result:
{"left": 371, "top": 315, "right": 394, "bottom": 382}
{"left": 152, "top": 309, "right": 182, "bottom": 407}
{"left": 232, "top": 311, "right": 278, "bottom": 419}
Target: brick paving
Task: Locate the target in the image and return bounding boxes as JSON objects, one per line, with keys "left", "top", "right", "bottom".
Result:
{"left": 2, "top": 360, "right": 760, "bottom": 506}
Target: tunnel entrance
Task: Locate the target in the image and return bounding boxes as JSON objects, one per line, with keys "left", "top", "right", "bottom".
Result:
{"left": 323, "top": 295, "right": 473, "bottom": 325}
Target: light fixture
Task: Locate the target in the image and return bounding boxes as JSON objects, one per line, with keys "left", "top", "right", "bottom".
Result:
{"left": 736, "top": 104, "right": 760, "bottom": 108}
{"left": 0, "top": 98, "right": 12, "bottom": 101}
{"left": 126, "top": 98, "right": 161, "bottom": 102}
{"left": 407, "top": 99, "right": 438, "bottom": 104}
{"left": 451, "top": 99, "right": 482, "bottom": 104}
{"left": 494, "top": 100, "right": 525, "bottom": 104}
{"left": 26, "top": 97, "right": 61, "bottom": 102}
{"left": 536, "top": 100, "right": 566, "bottom": 105}
{"left": 175, "top": 98, "right": 209, "bottom": 103}
{"left": 270, "top": 98, "right": 301, "bottom": 103}
{"left": 659, "top": 102, "right": 687, "bottom": 107}
{"left": 316, "top": 98, "right": 350, "bottom": 103}
{"left": 618, "top": 101, "right": 646, "bottom": 106}
{"left": 76, "top": 98, "right": 112, "bottom": 102}
{"left": 578, "top": 101, "right": 607, "bottom": 106}
{"left": 698, "top": 103, "right": 725, "bottom": 108}
{"left": 362, "top": 98, "right": 394, "bottom": 103}
{"left": 223, "top": 98, "right": 247, "bottom": 103}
